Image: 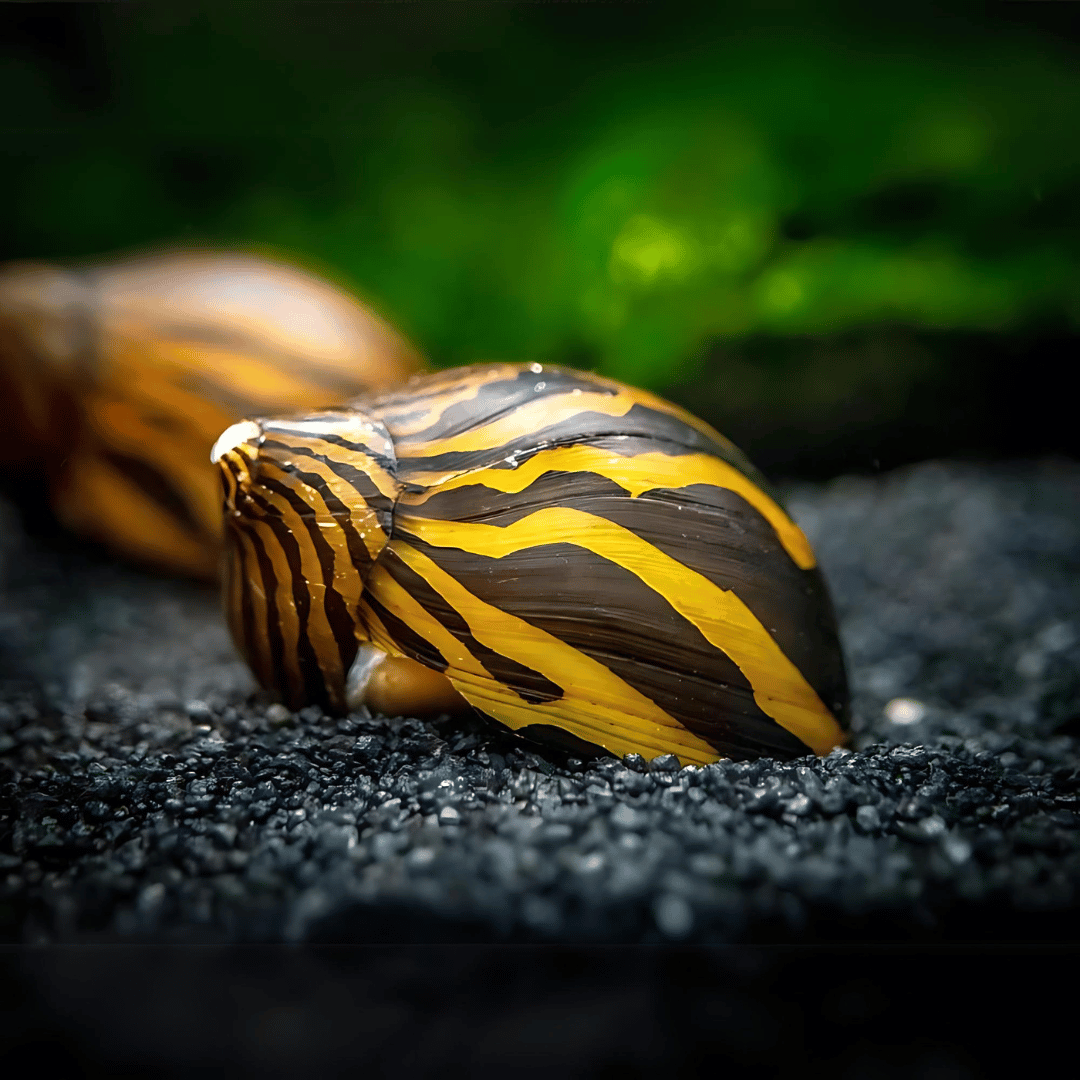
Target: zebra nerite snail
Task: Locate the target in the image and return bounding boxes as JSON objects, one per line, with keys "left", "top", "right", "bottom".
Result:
{"left": 213, "top": 362, "right": 849, "bottom": 765}
{"left": 0, "top": 248, "right": 422, "bottom": 579}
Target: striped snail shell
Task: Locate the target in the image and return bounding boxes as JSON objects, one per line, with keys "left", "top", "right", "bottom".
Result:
{"left": 213, "top": 362, "right": 849, "bottom": 765}
{"left": 0, "top": 249, "right": 422, "bottom": 579}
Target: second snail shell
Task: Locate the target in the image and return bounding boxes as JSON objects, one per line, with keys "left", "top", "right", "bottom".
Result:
{"left": 0, "top": 248, "right": 423, "bottom": 579}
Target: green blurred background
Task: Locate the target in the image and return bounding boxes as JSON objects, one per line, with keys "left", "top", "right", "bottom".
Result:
{"left": 2, "top": 2, "right": 1078, "bottom": 477}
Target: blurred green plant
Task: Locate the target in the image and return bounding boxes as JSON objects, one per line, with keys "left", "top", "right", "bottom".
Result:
{"left": 2, "top": 4, "right": 1079, "bottom": 392}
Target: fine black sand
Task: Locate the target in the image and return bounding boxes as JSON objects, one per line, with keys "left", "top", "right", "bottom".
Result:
{"left": 3, "top": 458, "right": 1080, "bottom": 945}
{"left": 2, "top": 459, "right": 1079, "bottom": 1072}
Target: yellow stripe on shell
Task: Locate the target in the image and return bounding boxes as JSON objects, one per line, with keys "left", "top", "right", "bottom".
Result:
{"left": 261, "top": 461, "right": 368, "bottom": 616}
{"left": 363, "top": 561, "right": 494, "bottom": 683}
{"left": 396, "top": 372, "right": 746, "bottom": 463}
{"left": 257, "top": 449, "right": 393, "bottom": 562}
{"left": 400, "top": 444, "right": 815, "bottom": 571}
{"left": 380, "top": 365, "right": 530, "bottom": 437}
{"left": 221, "top": 446, "right": 306, "bottom": 706}
{"left": 260, "top": 430, "right": 399, "bottom": 504}
{"left": 399, "top": 390, "right": 647, "bottom": 457}
{"left": 246, "top": 514, "right": 305, "bottom": 707}
{"left": 250, "top": 464, "right": 354, "bottom": 710}
{"left": 383, "top": 540, "right": 723, "bottom": 765}
{"left": 386, "top": 365, "right": 746, "bottom": 465}
{"left": 222, "top": 537, "right": 247, "bottom": 672}
{"left": 400, "top": 509, "right": 844, "bottom": 756}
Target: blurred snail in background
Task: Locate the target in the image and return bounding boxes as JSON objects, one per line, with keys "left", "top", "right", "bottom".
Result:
{"left": 0, "top": 249, "right": 423, "bottom": 579}
{"left": 213, "top": 362, "right": 849, "bottom": 764}
{"left": 0, "top": 248, "right": 849, "bottom": 764}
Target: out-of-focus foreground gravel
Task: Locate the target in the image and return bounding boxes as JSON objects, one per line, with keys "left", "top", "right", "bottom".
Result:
{"left": 2, "top": 459, "right": 1080, "bottom": 946}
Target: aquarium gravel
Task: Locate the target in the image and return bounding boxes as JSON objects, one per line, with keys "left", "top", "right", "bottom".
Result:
{"left": 2, "top": 459, "right": 1080, "bottom": 945}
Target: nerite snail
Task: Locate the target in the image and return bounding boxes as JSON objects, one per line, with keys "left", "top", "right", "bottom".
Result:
{"left": 0, "top": 248, "right": 422, "bottom": 579}
{"left": 213, "top": 362, "right": 849, "bottom": 765}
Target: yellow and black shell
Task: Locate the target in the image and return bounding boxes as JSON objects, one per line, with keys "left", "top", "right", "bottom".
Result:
{"left": 0, "top": 248, "right": 423, "bottom": 580}
{"left": 213, "top": 362, "right": 849, "bottom": 765}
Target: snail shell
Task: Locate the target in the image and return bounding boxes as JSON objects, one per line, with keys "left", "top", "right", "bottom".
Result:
{"left": 214, "top": 362, "right": 849, "bottom": 765}
{"left": 0, "top": 249, "right": 422, "bottom": 579}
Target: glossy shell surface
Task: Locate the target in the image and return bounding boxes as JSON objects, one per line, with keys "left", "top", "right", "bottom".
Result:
{"left": 215, "top": 363, "right": 849, "bottom": 765}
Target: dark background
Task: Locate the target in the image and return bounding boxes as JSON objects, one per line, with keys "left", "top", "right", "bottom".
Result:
{"left": 0, "top": 945, "right": 1067, "bottom": 1078}
{"left": 2, "top": 1, "right": 1079, "bottom": 478}
{"left": 2, "top": 4, "right": 1078, "bottom": 1073}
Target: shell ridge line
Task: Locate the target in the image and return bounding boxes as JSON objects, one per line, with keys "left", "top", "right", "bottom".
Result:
{"left": 260, "top": 428, "right": 397, "bottom": 479}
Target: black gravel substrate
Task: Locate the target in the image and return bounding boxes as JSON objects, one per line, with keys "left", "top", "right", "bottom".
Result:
{"left": 3, "top": 458, "right": 1080, "bottom": 947}
{"left": 4, "top": 458, "right": 1079, "bottom": 1074}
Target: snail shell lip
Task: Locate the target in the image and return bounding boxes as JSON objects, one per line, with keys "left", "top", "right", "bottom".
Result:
{"left": 210, "top": 420, "right": 262, "bottom": 464}
{"left": 345, "top": 643, "right": 389, "bottom": 711}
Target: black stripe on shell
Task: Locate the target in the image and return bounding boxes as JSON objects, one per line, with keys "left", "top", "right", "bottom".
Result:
{"left": 391, "top": 403, "right": 763, "bottom": 488}
{"left": 397, "top": 534, "right": 812, "bottom": 760}
{"left": 220, "top": 455, "right": 275, "bottom": 689}
{"left": 361, "top": 592, "right": 451, "bottom": 676}
{"left": 260, "top": 439, "right": 394, "bottom": 534}
{"left": 398, "top": 469, "right": 846, "bottom": 723}
{"left": 260, "top": 474, "right": 360, "bottom": 682}
{"left": 380, "top": 544, "right": 564, "bottom": 706}
{"left": 240, "top": 516, "right": 289, "bottom": 706}
{"left": 260, "top": 434, "right": 396, "bottom": 502}
{"left": 383, "top": 367, "right": 619, "bottom": 446}
{"left": 259, "top": 450, "right": 384, "bottom": 577}
{"left": 244, "top": 488, "right": 331, "bottom": 711}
